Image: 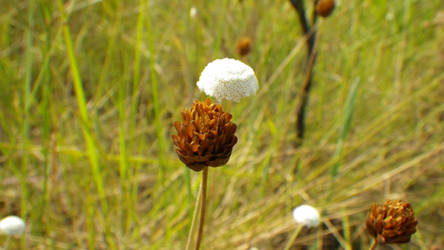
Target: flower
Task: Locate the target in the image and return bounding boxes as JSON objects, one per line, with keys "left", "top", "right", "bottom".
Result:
{"left": 236, "top": 37, "right": 252, "bottom": 57}
{"left": 316, "top": 0, "right": 335, "bottom": 17}
{"left": 189, "top": 6, "right": 197, "bottom": 18}
{"left": 196, "top": 58, "right": 258, "bottom": 102}
{"left": 366, "top": 200, "right": 418, "bottom": 244}
{"left": 172, "top": 99, "right": 238, "bottom": 171}
{"left": 0, "top": 216, "right": 25, "bottom": 236}
{"left": 292, "top": 205, "right": 320, "bottom": 228}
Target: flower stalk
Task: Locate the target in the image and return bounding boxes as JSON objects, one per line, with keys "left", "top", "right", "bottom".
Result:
{"left": 369, "top": 240, "right": 377, "bottom": 250}
{"left": 185, "top": 177, "right": 203, "bottom": 250}
{"left": 185, "top": 168, "right": 208, "bottom": 250}
{"left": 283, "top": 224, "right": 303, "bottom": 250}
{"left": 174, "top": 99, "right": 238, "bottom": 249}
{"left": 195, "top": 167, "right": 208, "bottom": 250}
{"left": 289, "top": 0, "right": 318, "bottom": 144}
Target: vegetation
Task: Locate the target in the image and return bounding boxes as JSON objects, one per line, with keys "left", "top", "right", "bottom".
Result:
{"left": 0, "top": 0, "right": 443, "bottom": 249}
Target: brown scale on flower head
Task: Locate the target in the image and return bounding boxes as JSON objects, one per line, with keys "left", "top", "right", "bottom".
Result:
{"left": 172, "top": 99, "right": 238, "bottom": 171}
{"left": 236, "top": 36, "right": 252, "bottom": 57}
{"left": 316, "top": 0, "right": 335, "bottom": 18}
{"left": 366, "top": 200, "right": 418, "bottom": 244}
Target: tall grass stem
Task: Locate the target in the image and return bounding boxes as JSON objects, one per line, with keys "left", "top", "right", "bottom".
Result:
{"left": 21, "top": 0, "right": 35, "bottom": 224}
{"left": 330, "top": 79, "right": 360, "bottom": 179}
{"left": 146, "top": 0, "right": 166, "bottom": 184}
{"left": 57, "top": 1, "right": 114, "bottom": 248}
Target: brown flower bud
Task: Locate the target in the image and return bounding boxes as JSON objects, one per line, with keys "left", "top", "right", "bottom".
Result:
{"left": 366, "top": 200, "right": 418, "bottom": 244}
{"left": 172, "top": 99, "right": 238, "bottom": 171}
{"left": 316, "top": 0, "right": 335, "bottom": 18}
{"left": 236, "top": 37, "right": 252, "bottom": 57}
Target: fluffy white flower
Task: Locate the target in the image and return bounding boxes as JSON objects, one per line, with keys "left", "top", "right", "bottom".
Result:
{"left": 189, "top": 6, "right": 197, "bottom": 18}
{"left": 197, "top": 58, "right": 258, "bottom": 102}
{"left": 292, "top": 205, "right": 320, "bottom": 228}
{"left": 0, "top": 216, "right": 25, "bottom": 236}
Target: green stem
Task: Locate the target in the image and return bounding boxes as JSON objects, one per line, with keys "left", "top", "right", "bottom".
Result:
{"left": 146, "top": 0, "right": 166, "bottom": 184}
{"left": 369, "top": 240, "right": 377, "bottom": 250}
{"left": 185, "top": 174, "right": 203, "bottom": 250}
{"left": 56, "top": 0, "right": 107, "bottom": 213}
{"left": 195, "top": 167, "right": 208, "bottom": 250}
{"left": 4, "top": 236, "right": 11, "bottom": 250}
{"left": 283, "top": 224, "right": 303, "bottom": 250}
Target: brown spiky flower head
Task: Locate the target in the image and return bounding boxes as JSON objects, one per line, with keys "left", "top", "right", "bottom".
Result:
{"left": 366, "top": 200, "right": 418, "bottom": 244}
{"left": 172, "top": 99, "right": 238, "bottom": 171}
{"left": 316, "top": 0, "right": 335, "bottom": 18}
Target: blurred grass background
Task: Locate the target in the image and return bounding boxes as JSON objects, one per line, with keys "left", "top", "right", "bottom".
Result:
{"left": 0, "top": 0, "right": 443, "bottom": 249}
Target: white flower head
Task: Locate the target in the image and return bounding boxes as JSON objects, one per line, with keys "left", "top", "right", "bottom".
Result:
{"left": 292, "top": 205, "right": 320, "bottom": 228}
{"left": 189, "top": 6, "right": 197, "bottom": 18}
{"left": 0, "top": 216, "right": 25, "bottom": 236}
{"left": 197, "top": 58, "right": 258, "bottom": 102}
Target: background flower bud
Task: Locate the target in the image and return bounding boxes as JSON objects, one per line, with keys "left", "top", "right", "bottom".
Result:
{"left": 316, "top": 0, "right": 335, "bottom": 18}
{"left": 236, "top": 36, "right": 252, "bottom": 57}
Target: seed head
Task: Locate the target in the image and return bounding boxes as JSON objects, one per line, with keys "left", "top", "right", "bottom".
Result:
{"left": 292, "top": 204, "right": 320, "bottom": 228}
{"left": 316, "top": 0, "right": 335, "bottom": 18}
{"left": 172, "top": 99, "right": 238, "bottom": 171}
{"left": 0, "top": 216, "right": 25, "bottom": 236}
{"left": 197, "top": 58, "right": 258, "bottom": 102}
{"left": 236, "top": 37, "right": 252, "bottom": 57}
{"left": 366, "top": 200, "right": 418, "bottom": 244}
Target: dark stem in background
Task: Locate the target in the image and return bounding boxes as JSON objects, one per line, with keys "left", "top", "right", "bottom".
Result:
{"left": 289, "top": 0, "right": 319, "bottom": 145}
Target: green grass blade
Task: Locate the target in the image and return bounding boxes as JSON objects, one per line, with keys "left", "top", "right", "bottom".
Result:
{"left": 56, "top": 2, "right": 109, "bottom": 246}
{"left": 330, "top": 79, "right": 360, "bottom": 179}
{"left": 147, "top": 0, "right": 166, "bottom": 184}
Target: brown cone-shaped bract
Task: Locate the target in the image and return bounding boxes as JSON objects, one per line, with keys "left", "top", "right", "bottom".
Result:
{"left": 366, "top": 200, "right": 418, "bottom": 244}
{"left": 236, "top": 37, "right": 252, "bottom": 57}
{"left": 172, "top": 99, "right": 238, "bottom": 171}
{"left": 316, "top": 0, "right": 335, "bottom": 17}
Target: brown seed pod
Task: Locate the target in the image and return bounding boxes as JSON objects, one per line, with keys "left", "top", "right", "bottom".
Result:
{"left": 172, "top": 99, "right": 238, "bottom": 171}
{"left": 316, "top": 0, "right": 335, "bottom": 18}
{"left": 366, "top": 200, "right": 418, "bottom": 244}
{"left": 236, "top": 37, "right": 252, "bottom": 57}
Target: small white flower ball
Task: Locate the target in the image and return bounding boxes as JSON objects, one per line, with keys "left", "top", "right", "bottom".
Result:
{"left": 0, "top": 216, "right": 25, "bottom": 236}
{"left": 197, "top": 58, "right": 258, "bottom": 102}
{"left": 189, "top": 6, "right": 197, "bottom": 18}
{"left": 292, "top": 205, "right": 320, "bottom": 228}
